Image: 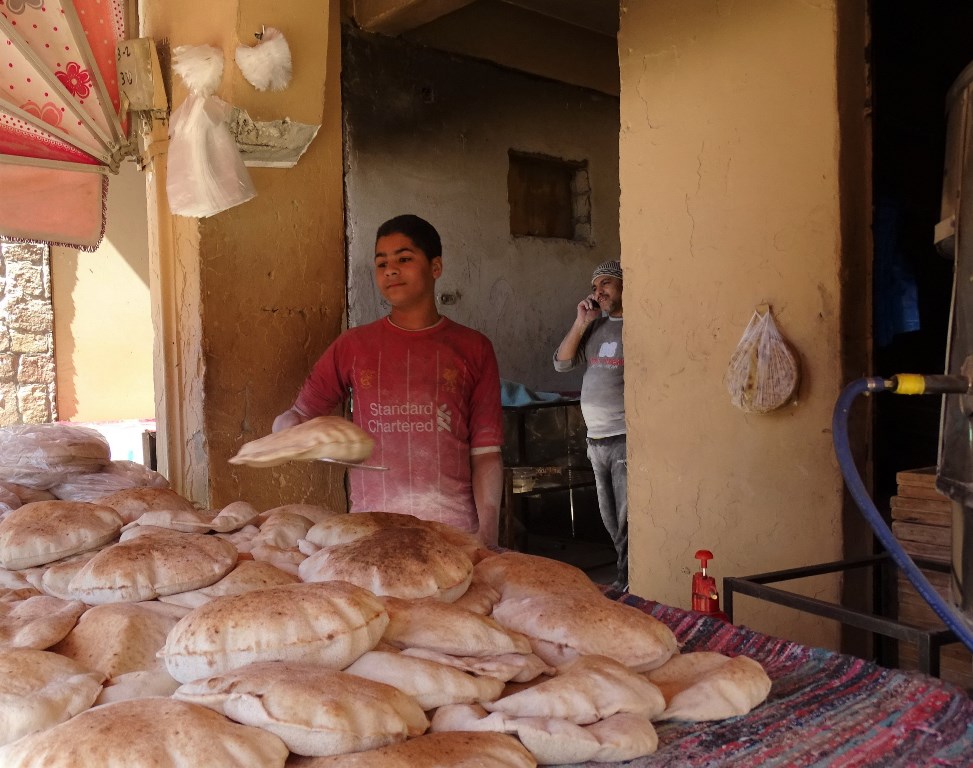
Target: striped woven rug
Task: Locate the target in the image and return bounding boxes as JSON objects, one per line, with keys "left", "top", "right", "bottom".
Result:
{"left": 583, "top": 589, "right": 973, "bottom": 767}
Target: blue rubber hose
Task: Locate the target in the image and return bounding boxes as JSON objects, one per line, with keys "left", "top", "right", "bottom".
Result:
{"left": 832, "top": 377, "right": 973, "bottom": 652}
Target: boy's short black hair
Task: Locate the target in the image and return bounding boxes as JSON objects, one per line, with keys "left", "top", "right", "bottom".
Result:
{"left": 376, "top": 215, "right": 442, "bottom": 260}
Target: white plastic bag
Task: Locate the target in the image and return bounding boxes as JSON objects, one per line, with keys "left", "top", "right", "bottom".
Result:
{"left": 49, "top": 460, "right": 170, "bottom": 503}
{"left": 166, "top": 45, "right": 256, "bottom": 218}
{"left": 0, "top": 483, "right": 21, "bottom": 515}
{"left": 725, "top": 308, "right": 800, "bottom": 414}
{"left": 0, "top": 423, "right": 111, "bottom": 488}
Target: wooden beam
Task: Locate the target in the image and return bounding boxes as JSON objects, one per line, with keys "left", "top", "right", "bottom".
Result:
{"left": 351, "top": 0, "right": 476, "bottom": 35}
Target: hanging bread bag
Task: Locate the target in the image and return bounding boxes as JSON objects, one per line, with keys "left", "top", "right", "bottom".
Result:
{"left": 724, "top": 306, "right": 800, "bottom": 414}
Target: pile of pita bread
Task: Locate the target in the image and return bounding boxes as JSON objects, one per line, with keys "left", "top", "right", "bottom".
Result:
{"left": 0, "top": 487, "right": 772, "bottom": 766}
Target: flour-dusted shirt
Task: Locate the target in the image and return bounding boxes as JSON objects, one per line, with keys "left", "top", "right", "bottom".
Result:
{"left": 295, "top": 316, "right": 504, "bottom": 532}
{"left": 553, "top": 315, "right": 625, "bottom": 438}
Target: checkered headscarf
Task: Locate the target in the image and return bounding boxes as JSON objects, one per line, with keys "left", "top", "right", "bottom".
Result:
{"left": 591, "top": 260, "right": 622, "bottom": 283}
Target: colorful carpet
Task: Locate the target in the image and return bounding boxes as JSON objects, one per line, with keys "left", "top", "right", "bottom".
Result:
{"left": 585, "top": 589, "right": 973, "bottom": 767}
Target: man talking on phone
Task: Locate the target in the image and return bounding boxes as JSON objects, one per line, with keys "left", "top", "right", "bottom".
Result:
{"left": 553, "top": 260, "right": 627, "bottom": 591}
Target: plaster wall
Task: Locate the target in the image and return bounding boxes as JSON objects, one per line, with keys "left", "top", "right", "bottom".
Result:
{"left": 141, "top": 0, "right": 348, "bottom": 510}
{"left": 619, "top": 1, "right": 866, "bottom": 649}
{"left": 343, "top": 31, "right": 620, "bottom": 393}
{"left": 52, "top": 161, "right": 154, "bottom": 423}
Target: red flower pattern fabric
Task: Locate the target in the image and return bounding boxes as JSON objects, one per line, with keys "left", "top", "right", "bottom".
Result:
{"left": 4, "top": 0, "right": 46, "bottom": 15}
{"left": 55, "top": 62, "right": 92, "bottom": 99}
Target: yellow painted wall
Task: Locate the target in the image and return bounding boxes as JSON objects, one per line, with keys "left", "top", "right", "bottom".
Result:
{"left": 619, "top": 0, "right": 868, "bottom": 650}
{"left": 51, "top": 161, "right": 154, "bottom": 423}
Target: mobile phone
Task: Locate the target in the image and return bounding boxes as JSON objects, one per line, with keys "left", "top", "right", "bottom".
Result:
{"left": 583, "top": 297, "right": 596, "bottom": 310}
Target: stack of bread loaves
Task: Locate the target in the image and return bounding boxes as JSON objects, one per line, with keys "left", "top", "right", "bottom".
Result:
{"left": 0, "top": 418, "right": 771, "bottom": 767}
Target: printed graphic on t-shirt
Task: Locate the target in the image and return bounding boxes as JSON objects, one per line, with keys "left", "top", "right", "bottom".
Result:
{"left": 367, "top": 401, "right": 438, "bottom": 433}
{"left": 358, "top": 369, "right": 376, "bottom": 389}
{"left": 364, "top": 401, "right": 455, "bottom": 435}
{"left": 437, "top": 404, "right": 452, "bottom": 432}
{"left": 592, "top": 341, "right": 622, "bottom": 369}
{"left": 442, "top": 367, "right": 459, "bottom": 393}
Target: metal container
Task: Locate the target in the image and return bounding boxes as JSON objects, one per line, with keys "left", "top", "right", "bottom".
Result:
{"left": 935, "top": 59, "right": 973, "bottom": 632}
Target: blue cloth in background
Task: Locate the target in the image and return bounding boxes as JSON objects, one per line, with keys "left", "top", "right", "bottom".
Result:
{"left": 500, "top": 379, "right": 565, "bottom": 407}
{"left": 874, "top": 196, "right": 922, "bottom": 347}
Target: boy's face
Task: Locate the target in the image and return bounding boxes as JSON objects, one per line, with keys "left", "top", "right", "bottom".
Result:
{"left": 374, "top": 232, "right": 442, "bottom": 308}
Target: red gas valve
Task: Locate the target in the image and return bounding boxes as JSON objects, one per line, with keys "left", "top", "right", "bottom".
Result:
{"left": 691, "top": 549, "right": 730, "bottom": 622}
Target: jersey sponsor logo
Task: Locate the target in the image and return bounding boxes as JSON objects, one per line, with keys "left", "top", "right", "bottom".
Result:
{"left": 365, "top": 401, "right": 454, "bottom": 434}
{"left": 437, "top": 404, "right": 452, "bottom": 432}
{"left": 597, "top": 341, "right": 618, "bottom": 357}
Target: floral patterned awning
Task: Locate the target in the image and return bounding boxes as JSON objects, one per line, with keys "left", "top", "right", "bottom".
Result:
{"left": 0, "top": 0, "right": 129, "bottom": 250}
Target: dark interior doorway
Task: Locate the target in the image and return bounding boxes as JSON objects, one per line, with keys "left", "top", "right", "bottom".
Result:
{"left": 871, "top": 1, "right": 973, "bottom": 511}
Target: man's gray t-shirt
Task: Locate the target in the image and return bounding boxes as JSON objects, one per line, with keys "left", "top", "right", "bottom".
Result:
{"left": 553, "top": 316, "right": 625, "bottom": 438}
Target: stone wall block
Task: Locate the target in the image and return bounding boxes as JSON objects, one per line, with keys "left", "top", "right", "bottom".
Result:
{"left": 4, "top": 242, "right": 45, "bottom": 266}
{"left": 0, "top": 323, "right": 9, "bottom": 352}
{"left": 18, "top": 355, "right": 54, "bottom": 385}
{"left": 9, "top": 329, "right": 49, "bottom": 355}
{"left": 17, "top": 384, "right": 50, "bottom": 423}
{"left": 6, "top": 261, "right": 44, "bottom": 297}
{"left": 0, "top": 353, "right": 15, "bottom": 380}
{"left": 5, "top": 297, "right": 53, "bottom": 331}
{"left": 0, "top": 382, "right": 18, "bottom": 426}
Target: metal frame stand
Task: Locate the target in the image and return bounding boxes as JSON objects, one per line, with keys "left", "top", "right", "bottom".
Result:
{"left": 723, "top": 553, "right": 959, "bottom": 677}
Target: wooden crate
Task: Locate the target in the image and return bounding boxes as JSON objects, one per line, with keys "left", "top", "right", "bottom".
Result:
{"left": 891, "top": 468, "right": 973, "bottom": 689}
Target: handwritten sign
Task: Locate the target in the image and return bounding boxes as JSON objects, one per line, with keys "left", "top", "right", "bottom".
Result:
{"left": 115, "top": 39, "right": 167, "bottom": 113}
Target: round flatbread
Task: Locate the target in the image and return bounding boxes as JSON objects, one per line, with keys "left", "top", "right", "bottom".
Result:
{"left": 50, "top": 601, "right": 188, "bottom": 677}
{"left": 95, "top": 664, "right": 181, "bottom": 706}
{"left": 0, "top": 501, "right": 123, "bottom": 570}
{"left": 382, "top": 596, "right": 530, "bottom": 658}
{"left": 473, "top": 551, "right": 602, "bottom": 601}
{"left": 483, "top": 655, "right": 666, "bottom": 724}
{"left": 0, "top": 595, "right": 86, "bottom": 650}
{"left": 299, "top": 526, "right": 472, "bottom": 602}
{"left": 448, "top": 572, "right": 500, "bottom": 615}
{"left": 255, "top": 511, "right": 315, "bottom": 549}
{"left": 159, "top": 559, "right": 298, "bottom": 610}
{"left": 345, "top": 650, "right": 505, "bottom": 711}
{"left": 304, "top": 511, "right": 479, "bottom": 556}
{"left": 60, "top": 527, "right": 238, "bottom": 604}
{"left": 0, "top": 697, "right": 289, "bottom": 767}
{"left": 644, "top": 651, "right": 772, "bottom": 721}
{"left": 257, "top": 503, "right": 339, "bottom": 526}
{"left": 229, "top": 416, "right": 374, "bottom": 468}
{"left": 285, "top": 731, "right": 536, "bottom": 768}
{"left": 161, "top": 581, "right": 388, "bottom": 683}
{"left": 174, "top": 661, "right": 428, "bottom": 756}
{"left": 0, "top": 648, "right": 104, "bottom": 746}
{"left": 491, "top": 592, "right": 677, "bottom": 672}
{"left": 95, "top": 487, "right": 197, "bottom": 525}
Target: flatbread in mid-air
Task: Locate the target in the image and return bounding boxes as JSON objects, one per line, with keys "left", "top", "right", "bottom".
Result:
{"left": 229, "top": 417, "right": 374, "bottom": 468}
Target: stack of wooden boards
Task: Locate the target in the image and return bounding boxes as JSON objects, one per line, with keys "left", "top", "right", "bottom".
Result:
{"left": 891, "top": 467, "right": 973, "bottom": 689}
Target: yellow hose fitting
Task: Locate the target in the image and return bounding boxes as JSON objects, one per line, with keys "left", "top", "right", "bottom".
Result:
{"left": 892, "top": 374, "right": 927, "bottom": 394}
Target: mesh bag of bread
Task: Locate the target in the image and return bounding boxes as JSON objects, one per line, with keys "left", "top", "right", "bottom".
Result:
{"left": 724, "top": 307, "right": 800, "bottom": 414}
{"left": 0, "top": 424, "right": 110, "bottom": 489}
{"left": 49, "top": 460, "right": 170, "bottom": 503}
{"left": 0, "top": 484, "right": 21, "bottom": 516}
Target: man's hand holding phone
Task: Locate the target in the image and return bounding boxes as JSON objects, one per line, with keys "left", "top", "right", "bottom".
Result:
{"left": 576, "top": 294, "right": 601, "bottom": 325}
